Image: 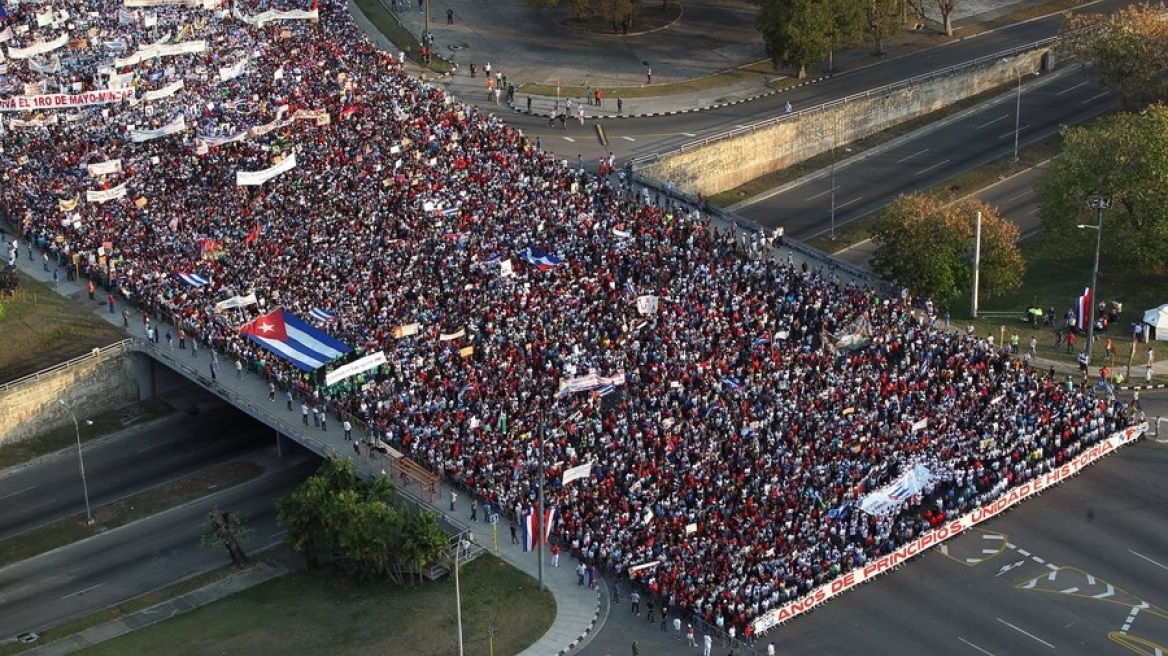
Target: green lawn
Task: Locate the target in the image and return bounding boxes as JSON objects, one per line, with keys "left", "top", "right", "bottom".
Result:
{"left": 0, "top": 270, "right": 127, "bottom": 383}
{"left": 77, "top": 555, "right": 554, "bottom": 656}
{"left": 948, "top": 229, "right": 1166, "bottom": 373}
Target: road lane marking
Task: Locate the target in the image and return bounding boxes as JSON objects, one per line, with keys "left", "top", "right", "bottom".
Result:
{"left": 621, "top": 136, "right": 636, "bottom": 142}
{"left": 61, "top": 583, "right": 105, "bottom": 600}
{"left": 806, "top": 186, "right": 837, "bottom": 201}
{"left": 562, "top": 137, "right": 576, "bottom": 142}
{"left": 896, "top": 148, "right": 928, "bottom": 164}
{"left": 1123, "top": 601, "right": 1150, "bottom": 632}
{"left": 1004, "top": 192, "right": 1030, "bottom": 204}
{"left": 1056, "top": 81, "right": 1088, "bottom": 95}
{"left": 1060, "top": 587, "right": 1080, "bottom": 594}
{"left": 681, "top": 132, "right": 696, "bottom": 137}
{"left": 1081, "top": 91, "right": 1110, "bottom": 105}
{"left": 838, "top": 196, "right": 863, "bottom": 209}
{"left": 999, "top": 124, "right": 1028, "bottom": 140}
{"left": 958, "top": 637, "right": 998, "bottom": 656}
{"left": 916, "top": 159, "right": 950, "bottom": 176}
{"left": 1130, "top": 550, "right": 1168, "bottom": 571}
{"left": 996, "top": 618, "right": 1055, "bottom": 648}
{"left": 977, "top": 114, "right": 1008, "bottom": 129}
{"left": 0, "top": 485, "right": 36, "bottom": 500}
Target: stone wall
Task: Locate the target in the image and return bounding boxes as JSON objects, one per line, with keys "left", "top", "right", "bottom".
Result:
{"left": 0, "top": 347, "right": 142, "bottom": 446}
{"left": 639, "top": 50, "right": 1048, "bottom": 196}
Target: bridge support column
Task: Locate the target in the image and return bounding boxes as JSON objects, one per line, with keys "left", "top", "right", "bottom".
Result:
{"left": 134, "top": 352, "right": 157, "bottom": 401}
{"left": 275, "top": 428, "right": 284, "bottom": 458}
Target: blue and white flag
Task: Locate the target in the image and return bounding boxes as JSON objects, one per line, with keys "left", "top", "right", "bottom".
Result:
{"left": 311, "top": 307, "right": 337, "bottom": 323}
{"left": 722, "top": 376, "right": 742, "bottom": 390}
{"left": 521, "top": 247, "right": 565, "bottom": 271}
{"left": 240, "top": 309, "right": 352, "bottom": 372}
{"left": 176, "top": 271, "right": 210, "bottom": 287}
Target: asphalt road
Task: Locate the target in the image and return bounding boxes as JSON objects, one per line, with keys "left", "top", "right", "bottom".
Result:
{"left": 506, "top": 0, "right": 1137, "bottom": 164}
{"left": 0, "top": 403, "right": 270, "bottom": 541}
{"left": 733, "top": 71, "right": 1116, "bottom": 240}
{"left": 0, "top": 456, "right": 317, "bottom": 640}
{"left": 577, "top": 392, "right": 1168, "bottom": 656}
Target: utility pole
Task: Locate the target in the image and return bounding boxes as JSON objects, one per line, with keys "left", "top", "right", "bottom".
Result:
{"left": 1082, "top": 197, "right": 1111, "bottom": 367}
{"left": 537, "top": 418, "right": 546, "bottom": 591}
{"left": 971, "top": 211, "right": 982, "bottom": 319}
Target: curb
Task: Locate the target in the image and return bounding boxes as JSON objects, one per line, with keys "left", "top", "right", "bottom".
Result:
{"left": 506, "top": 74, "right": 831, "bottom": 120}
{"left": 555, "top": 587, "right": 603, "bottom": 656}
{"left": 1119, "top": 383, "right": 1168, "bottom": 391}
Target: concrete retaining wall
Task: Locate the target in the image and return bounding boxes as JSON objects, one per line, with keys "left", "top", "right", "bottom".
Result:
{"left": 0, "top": 347, "right": 143, "bottom": 446}
{"left": 640, "top": 50, "right": 1047, "bottom": 196}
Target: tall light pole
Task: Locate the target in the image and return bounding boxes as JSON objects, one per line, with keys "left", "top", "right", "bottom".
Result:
{"left": 1000, "top": 58, "right": 1022, "bottom": 164}
{"left": 58, "top": 399, "right": 94, "bottom": 525}
{"left": 971, "top": 211, "right": 982, "bottom": 319}
{"left": 536, "top": 418, "right": 546, "bottom": 591}
{"left": 1078, "top": 197, "right": 1110, "bottom": 367}
{"left": 454, "top": 536, "right": 467, "bottom": 656}
{"left": 814, "top": 132, "right": 838, "bottom": 241}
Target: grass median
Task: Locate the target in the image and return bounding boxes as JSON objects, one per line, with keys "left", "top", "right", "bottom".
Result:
{"left": 72, "top": 554, "right": 554, "bottom": 656}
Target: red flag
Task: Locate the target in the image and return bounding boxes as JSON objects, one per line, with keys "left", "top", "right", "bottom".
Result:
{"left": 245, "top": 223, "right": 260, "bottom": 245}
{"left": 240, "top": 309, "right": 287, "bottom": 340}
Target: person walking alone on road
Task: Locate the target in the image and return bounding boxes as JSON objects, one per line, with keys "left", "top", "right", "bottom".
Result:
{"left": 343, "top": 420, "right": 352, "bottom": 440}
{"left": 629, "top": 590, "right": 640, "bottom": 615}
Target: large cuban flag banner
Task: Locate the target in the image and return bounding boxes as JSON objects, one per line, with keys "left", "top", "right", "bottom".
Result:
{"left": 240, "top": 309, "right": 352, "bottom": 371}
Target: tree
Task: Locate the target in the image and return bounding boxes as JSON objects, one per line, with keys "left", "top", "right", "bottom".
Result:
{"left": 201, "top": 508, "right": 253, "bottom": 567}
{"left": 1061, "top": 2, "right": 1168, "bottom": 109}
{"left": 1036, "top": 105, "right": 1168, "bottom": 269}
{"left": 756, "top": 0, "right": 865, "bottom": 78}
{"left": 935, "top": 0, "right": 956, "bottom": 37}
{"left": 278, "top": 456, "right": 453, "bottom": 584}
{"left": 871, "top": 193, "right": 1023, "bottom": 302}
{"left": 867, "top": 0, "right": 902, "bottom": 55}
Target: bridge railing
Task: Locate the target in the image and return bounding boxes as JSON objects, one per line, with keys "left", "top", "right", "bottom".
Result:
{"left": 0, "top": 339, "right": 133, "bottom": 392}
{"left": 629, "top": 37, "right": 1059, "bottom": 169}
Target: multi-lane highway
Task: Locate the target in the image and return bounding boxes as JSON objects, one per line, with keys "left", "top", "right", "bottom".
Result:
{"left": 0, "top": 456, "right": 316, "bottom": 639}
{"left": 0, "top": 402, "right": 271, "bottom": 541}
{"left": 733, "top": 70, "right": 1116, "bottom": 239}
{"left": 504, "top": 0, "right": 1138, "bottom": 165}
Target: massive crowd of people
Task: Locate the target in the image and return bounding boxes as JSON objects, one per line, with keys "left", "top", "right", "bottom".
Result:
{"left": 1, "top": 0, "right": 1132, "bottom": 634}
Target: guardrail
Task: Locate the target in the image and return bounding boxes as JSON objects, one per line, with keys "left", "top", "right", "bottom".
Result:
{"left": 629, "top": 173, "right": 886, "bottom": 288}
{"left": 0, "top": 338, "right": 133, "bottom": 393}
{"left": 629, "top": 36, "right": 1059, "bottom": 169}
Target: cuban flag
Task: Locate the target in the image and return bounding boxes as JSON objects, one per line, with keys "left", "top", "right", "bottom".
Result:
{"left": 520, "top": 508, "right": 557, "bottom": 552}
{"left": 240, "top": 309, "right": 352, "bottom": 372}
{"left": 521, "top": 247, "right": 565, "bottom": 271}
{"left": 1074, "top": 287, "right": 1091, "bottom": 331}
{"left": 176, "top": 271, "right": 210, "bottom": 287}
{"left": 722, "top": 376, "right": 742, "bottom": 390}
{"left": 520, "top": 512, "right": 537, "bottom": 552}
{"left": 310, "top": 307, "right": 337, "bottom": 323}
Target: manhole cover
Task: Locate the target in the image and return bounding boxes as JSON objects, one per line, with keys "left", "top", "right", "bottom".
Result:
{"left": 448, "top": 43, "right": 469, "bottom": 51}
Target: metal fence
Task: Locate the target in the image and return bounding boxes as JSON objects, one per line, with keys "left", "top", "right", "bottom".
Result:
{"left": 0, "top": 339, "right": 133, "bottom": 393}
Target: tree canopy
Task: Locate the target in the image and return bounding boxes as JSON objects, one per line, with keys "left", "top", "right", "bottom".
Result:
{"left": 870, "top": 193, "right": 1024, "bottom": 303}
{"left": 278, "top": 456, "right": 449, "bottom": 583}
{"left": 1036, "top": 104, "right": 1168, "bottom": 269}
{"left": 755, "top": 0, "right": 866, "bottom": 77}
{"left": 1061, "top": 2, "right": 1168, "bottom": 109}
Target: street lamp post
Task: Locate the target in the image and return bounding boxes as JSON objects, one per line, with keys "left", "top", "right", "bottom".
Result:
{"left": 814, "top": 132, "right": 838, "bottom": 241}
{"left": 454, "top": 536, "right": 467, "bottom": 656}
{"left": 536, "top": 418, "right": 546, "bottom": 591}
{"left": 58, "top": 399, "right": 94, "bottom": 525}
{"left": 1000, "top": 58, "right": 1022, "bottom": 163}
{"left": 1079, "top": 197, "right": 1111, "bottom": 368}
